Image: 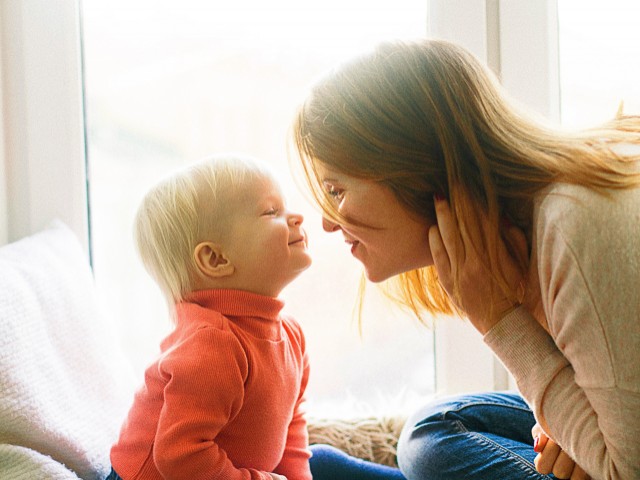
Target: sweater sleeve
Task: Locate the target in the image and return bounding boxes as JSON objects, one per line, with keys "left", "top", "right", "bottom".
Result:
{"left": 485, "top": 187, "right": 640, "bottom": 480}
{"left": 155, "top": 326, "right": 273, "bottom": 480}
{"left": 274, "top": 318, "right": 312, "bottom": 480}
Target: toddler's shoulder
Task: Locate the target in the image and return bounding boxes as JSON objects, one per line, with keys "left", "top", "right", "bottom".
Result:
{"left": 169, "top": 304, "right": 243, "bottom": 354}
{"left": 177, "top": 302, "right": 233, "bottom": 331}
{"left": 161, "top": 309, "right": 247, "bottom": 369}
{"left": 281, "top": 315, "right": 307, "bottom": 348}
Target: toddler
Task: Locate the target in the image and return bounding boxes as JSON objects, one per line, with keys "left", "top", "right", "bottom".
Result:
{"left": 108, "top": 154, "right": 313, "bottom": 480}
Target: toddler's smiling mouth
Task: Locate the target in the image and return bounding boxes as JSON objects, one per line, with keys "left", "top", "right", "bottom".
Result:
{"left": 288, "top": 236, "right": 306, "bottom": 246}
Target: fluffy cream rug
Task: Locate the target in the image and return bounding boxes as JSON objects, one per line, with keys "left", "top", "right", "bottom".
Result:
{"left": 307, "top": 415, "right": 407, "bottom": 468}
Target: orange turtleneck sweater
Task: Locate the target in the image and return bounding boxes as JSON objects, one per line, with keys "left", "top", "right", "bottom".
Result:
{"left": 110, "top": 289, "right": 312, "bottom": 480}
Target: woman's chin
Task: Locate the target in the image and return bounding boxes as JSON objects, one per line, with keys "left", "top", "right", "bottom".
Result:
{"left": 364, "top": 262, "right": 429, "bottom": 283}
{"left": 363, "top": 268, "right": 391, "bottom": 284}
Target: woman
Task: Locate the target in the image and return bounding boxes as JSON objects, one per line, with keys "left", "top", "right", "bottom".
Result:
{"left": 291, "top": 39, "right": 640, "bottom": 480}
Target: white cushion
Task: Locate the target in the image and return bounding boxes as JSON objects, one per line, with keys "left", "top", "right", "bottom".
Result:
{"left": 0, "top": 444, "right": 82, "bottom": 480}
{"left": 0, "top": 221, "right": 135, "bottom": 480}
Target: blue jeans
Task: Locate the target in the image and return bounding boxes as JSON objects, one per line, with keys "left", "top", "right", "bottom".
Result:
{"left": 108, "top": 452, "right": 404, "bottom": 480}
{"left": 310, "top": 444, "right": 407, "bottom": 479}
{"left": 105, "top": 469, "right": 122, "bottom": 480}
{"left": 397, "top": 391, "right": 555, "bottom": 480}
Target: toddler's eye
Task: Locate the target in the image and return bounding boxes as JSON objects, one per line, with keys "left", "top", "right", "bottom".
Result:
{"left": 263, "top": 208, "right": 279, "bottom": 216}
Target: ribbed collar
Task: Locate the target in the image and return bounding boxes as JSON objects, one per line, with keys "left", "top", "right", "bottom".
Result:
{"left": 180, "top": 289, "right": 286, "bottom": 341}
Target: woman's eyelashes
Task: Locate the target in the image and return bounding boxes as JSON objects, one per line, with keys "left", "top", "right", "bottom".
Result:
{"left": 324, "top": 183, "right": 345, "bottom": 202}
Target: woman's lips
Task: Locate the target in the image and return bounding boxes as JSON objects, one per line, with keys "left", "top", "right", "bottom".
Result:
{"left": 346, "top": 239, "right": 360, "bottom": 255}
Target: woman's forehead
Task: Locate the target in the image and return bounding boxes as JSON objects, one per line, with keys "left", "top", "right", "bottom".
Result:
{"left": 314, "top": 162, "right": 345, "bottom": 181}
{"left": 314, "top": 163, "right": 376, "bottom": 190}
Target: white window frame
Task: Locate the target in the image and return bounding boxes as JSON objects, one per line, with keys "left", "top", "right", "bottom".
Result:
{"left": 429, "top": 0, "right": 559, "bottom": 395}
{"left": 0, "top": 0, "right": 560, "bottom": 395}
{"left": 0, "top": 0, "right": 88, "bottom": 252}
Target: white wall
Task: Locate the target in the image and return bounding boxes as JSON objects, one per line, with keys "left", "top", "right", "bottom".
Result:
{"left": 0, "top": 0, "right": 89, "bottom": 251}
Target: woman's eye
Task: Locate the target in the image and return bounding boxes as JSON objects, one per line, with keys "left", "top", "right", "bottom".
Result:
{"left": 325, "top": 185, "right": 345, "bottom": 202}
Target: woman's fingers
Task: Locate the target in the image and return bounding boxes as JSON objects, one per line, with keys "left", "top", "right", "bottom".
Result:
{"left": 571, "top": 464, "right": 590, "bottom": 480}
{"left": 532, "top": 428, "right": 549, "bottom": 454}
{"left": 552, "top": 450, "right": 577, "bottom": 479}
{"left": 532, "top": 426, "right": 589, "bottom": 480}
{"left": 433, "top": 196, "right": 464, "bottom": 264}
{"left": 535, "top": 439, "right": 562, "bottom": 474}
{"left": 535, "top": 438, "right": 583, "bottom": 479}
{"left": 536, "top": 434, "right": 549, "bottom": 452}
{"left": 430, "top": 197, "right": 467, "bottom": 303}
{"left": 428, "top": 225, "right": 451, "bottom": 288}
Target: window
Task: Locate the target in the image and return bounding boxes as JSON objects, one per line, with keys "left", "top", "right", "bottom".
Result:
{"left": 558, "top": 0, "right": 640, "bottom": 127}
{"left": 15, "top": 0, "right": 623, "bottom": 415}
{"left": 82, "top": 0, "right": 434, "bottom": 416}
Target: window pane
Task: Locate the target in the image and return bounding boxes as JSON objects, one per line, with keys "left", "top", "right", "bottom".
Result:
{"left": 558, "top": 0, "right": 640, "bottom": 127}
{"left": 82, "top": 0, "right": 434, "bottom": 416}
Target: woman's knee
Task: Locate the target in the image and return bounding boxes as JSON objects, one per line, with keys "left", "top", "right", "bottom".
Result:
{"left": 397, "top": 393, "right": 509, "bottom": 479}
{"left": 397, "top": 409, "right": 455, "bottom": 480}
{"left": 397, "top": 392, "right": 533, "bottom": 479}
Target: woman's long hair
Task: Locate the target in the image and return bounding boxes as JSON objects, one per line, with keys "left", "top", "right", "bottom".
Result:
{"left": 291, "top": 39, "right": 640, "bottom": 320}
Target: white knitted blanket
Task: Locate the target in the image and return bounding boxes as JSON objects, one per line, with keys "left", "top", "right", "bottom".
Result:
{"left": 0, "top": 222, "right": 135, "bottom": 480}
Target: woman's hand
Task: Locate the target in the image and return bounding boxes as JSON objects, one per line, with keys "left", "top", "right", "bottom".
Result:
{"left": 429, "top": 197, "right": 528, "bottom": 334}
{"left": 532, "top": 424, "right": 590, "bottom": 479}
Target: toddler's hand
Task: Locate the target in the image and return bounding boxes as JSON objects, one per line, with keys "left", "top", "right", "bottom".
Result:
{"left": 532, "top": 424, "right": 590, "bottom": 479}
{"left": 268, "top": 474, "right": 287, "bottom": 480}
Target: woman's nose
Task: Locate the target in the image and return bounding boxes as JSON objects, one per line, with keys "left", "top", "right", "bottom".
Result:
{"left": 322, "top": 216, "right": 340, "bottom": 232}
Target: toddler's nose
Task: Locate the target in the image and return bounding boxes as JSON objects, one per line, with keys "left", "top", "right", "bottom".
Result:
{"left": 288, "top": 212, "right": 303, "bottom": 226}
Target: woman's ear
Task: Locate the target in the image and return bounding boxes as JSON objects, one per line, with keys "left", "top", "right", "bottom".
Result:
{"left": 193, "top": 242, "right": 235, "bottom": 278}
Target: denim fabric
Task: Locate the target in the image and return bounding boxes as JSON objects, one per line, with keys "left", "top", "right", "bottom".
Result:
{"left": 310, "top": 444, "right": 407, "bottom": 480}
{"left": 105, "top": 468, "right": 123, "bottom": 480}
{"left": 397, "top": 391, "right": 555, "bottom": 480}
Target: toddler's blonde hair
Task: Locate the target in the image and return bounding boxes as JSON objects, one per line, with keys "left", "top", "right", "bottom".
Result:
{"left": 134, "top": 154, "right": 272, "bottom": 306}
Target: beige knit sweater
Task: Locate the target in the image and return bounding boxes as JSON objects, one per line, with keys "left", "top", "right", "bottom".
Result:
{"left": 485, "top": 174, "right": 640, "bottom": 480}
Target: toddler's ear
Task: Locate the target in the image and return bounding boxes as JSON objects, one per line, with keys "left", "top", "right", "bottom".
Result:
{"left": 193, "top": 242, "right": 235, "bottom": 278}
